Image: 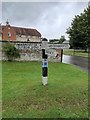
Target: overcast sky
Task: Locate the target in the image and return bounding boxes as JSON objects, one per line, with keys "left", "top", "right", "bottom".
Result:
{"left": 1, "top": 2, "right": 88, "bottom": 40}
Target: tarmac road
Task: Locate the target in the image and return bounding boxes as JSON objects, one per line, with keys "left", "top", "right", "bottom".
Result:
{"left": 62, "top": 55, "right": 89, "bottom": 73}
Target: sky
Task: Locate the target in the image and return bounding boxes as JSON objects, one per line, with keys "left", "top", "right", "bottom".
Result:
{"left": 1, "top": 1, "right": 89, "bottom": 40}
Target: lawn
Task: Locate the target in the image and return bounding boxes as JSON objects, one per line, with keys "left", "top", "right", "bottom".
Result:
{"left": 63, "top": 49, "right": 88, "bottom": 58}
{"left": 0, "top": 61, "right": 2, "bottom": 119}
{"left": 2, "top": 61, "right": 88, "bottom": 118}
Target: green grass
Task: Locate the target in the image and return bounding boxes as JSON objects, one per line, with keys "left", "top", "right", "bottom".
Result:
{"left": 0, "top": 61, "right": 2, "bottom": 119}
{"left": 2, "top": 61, "right": 88, "bottom": 118}
{"left": 63, "top": 49, "right": 88, "bottom": 58}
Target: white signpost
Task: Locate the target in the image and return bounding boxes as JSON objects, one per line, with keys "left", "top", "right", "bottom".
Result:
{"left": 42, "top": 38, "right": 48, "bottom": 86}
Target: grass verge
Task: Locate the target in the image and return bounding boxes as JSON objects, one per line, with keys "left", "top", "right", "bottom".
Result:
{"left": 63, "top": 49, "right": 88, "bottom": 58}
{"left": 2, "top": 61, "right": 88, "bottom": 118}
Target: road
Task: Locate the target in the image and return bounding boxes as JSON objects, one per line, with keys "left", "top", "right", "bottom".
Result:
{"left": 62, "top": 55, "right": 89, "bottom": 73}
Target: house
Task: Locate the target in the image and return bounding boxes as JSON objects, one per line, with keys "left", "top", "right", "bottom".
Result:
{"left": 0, "top": 20, "right": 41, "bottom": 42}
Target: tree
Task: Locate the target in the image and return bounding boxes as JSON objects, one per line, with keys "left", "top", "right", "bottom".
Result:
{"left": 66, "top": 6, "right": 90, "bottom": 51}
{"left": 3, "top": 42, "right": 20, "bottom": 61}
{"left": 59, "top": 36, "right": 66, "bottom": 44}
{"left": 49, "top": 36, "right": 66, "bottom": 44}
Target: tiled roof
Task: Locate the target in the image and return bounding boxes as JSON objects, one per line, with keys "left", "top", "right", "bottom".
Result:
{"left": 2, "top": 25, "right": 41, "bottom": 37}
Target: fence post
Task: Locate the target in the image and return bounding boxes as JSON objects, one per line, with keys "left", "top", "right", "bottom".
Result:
{"left": 61, "top": 49, "right": 63, "bottom": 63}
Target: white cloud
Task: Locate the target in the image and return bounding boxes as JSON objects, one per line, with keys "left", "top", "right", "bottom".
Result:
{"left": 0, "top": 2, "right": 2, "bottom": 23}
{"left": 1, "top": 2, "right": 88, "bottom": 40}
{"left": 1, "top": 0, "right": 89, "bottom": 2}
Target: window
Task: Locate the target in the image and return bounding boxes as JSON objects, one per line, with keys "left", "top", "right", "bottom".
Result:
{"left": 8, "top": 32, "right": 11, "bottom": 38}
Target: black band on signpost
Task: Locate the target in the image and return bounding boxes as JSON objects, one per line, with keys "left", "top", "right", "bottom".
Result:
{"left": 42, "top": 49, "right": 48, "bottom": 77}
{"left": 42, "top": 67, "right": 48, "bottom": 77}
{"left": 42, "top": 49, "right": 48, "bottom": 59}
{"left": 42, "top": 49, "right": 45, "bottom": 58}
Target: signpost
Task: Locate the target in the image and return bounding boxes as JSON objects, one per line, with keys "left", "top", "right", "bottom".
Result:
{"left": 42, "top": 38, "right": 48, "bottom": 86}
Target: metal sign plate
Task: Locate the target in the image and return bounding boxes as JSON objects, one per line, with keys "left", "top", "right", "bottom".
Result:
{"left": 42, "top": 59, "right": 48, "bottom": 67}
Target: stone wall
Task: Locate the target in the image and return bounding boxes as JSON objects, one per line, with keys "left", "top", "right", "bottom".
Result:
{"left": 15, "top": 41, "right": 42, "bottom": 61}
{"left": 0, "top": 40, "right": 63, "bottom": 62}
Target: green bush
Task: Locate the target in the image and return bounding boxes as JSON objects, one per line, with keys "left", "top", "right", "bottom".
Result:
{"left": 3, "top": 42, "right": 20, "bottom": 61}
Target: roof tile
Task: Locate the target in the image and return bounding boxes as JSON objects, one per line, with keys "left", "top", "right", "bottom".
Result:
{"left": 2, "top": 25, "right": 41, "bottom": 37}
